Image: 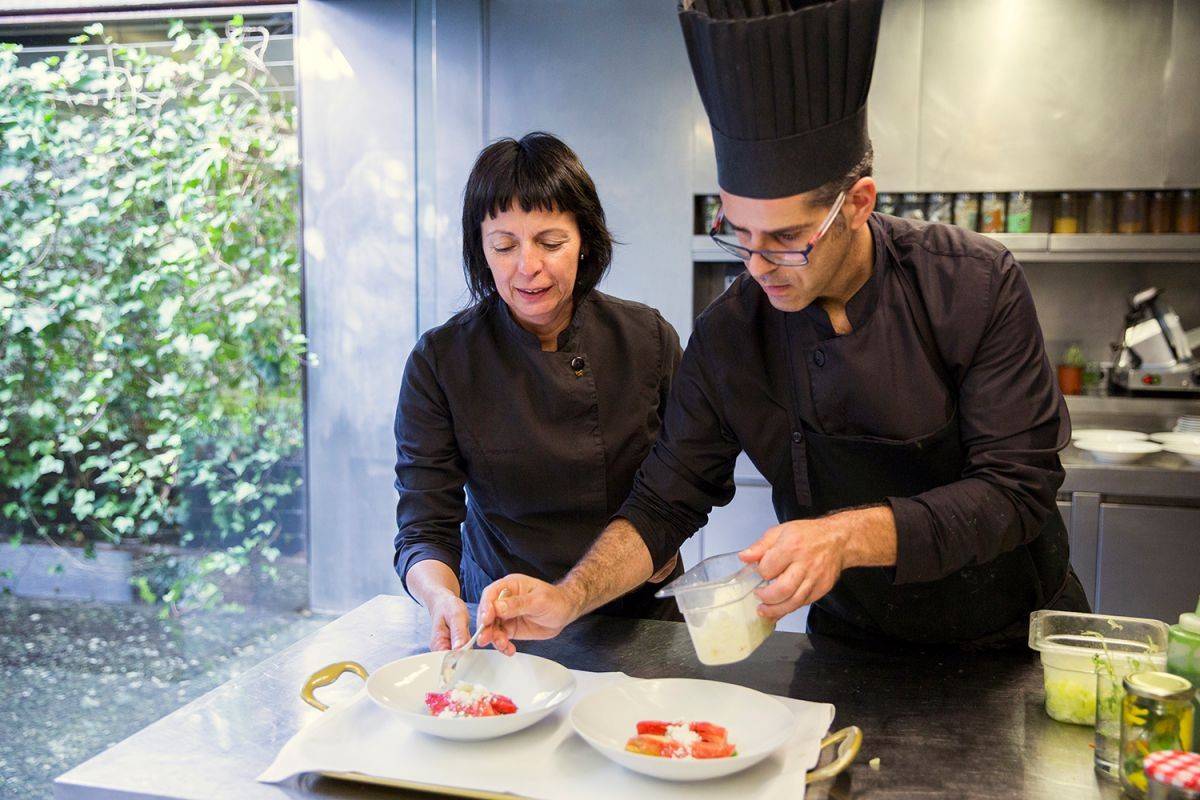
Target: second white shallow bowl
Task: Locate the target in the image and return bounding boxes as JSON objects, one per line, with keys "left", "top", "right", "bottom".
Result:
{"left": 570, "top": 677, "right": 796, "bottom": 782}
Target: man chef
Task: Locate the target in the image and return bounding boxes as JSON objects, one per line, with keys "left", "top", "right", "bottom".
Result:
{"left": 476, "top": 0, "right": 1090, "bottom": 651}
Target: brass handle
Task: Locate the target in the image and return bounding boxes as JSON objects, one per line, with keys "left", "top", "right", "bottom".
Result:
{"left": 806, "top": 725, "right": 863, "bottom": 784}
{"left": 301, "top": 660, "right": 369, "bottom": 712}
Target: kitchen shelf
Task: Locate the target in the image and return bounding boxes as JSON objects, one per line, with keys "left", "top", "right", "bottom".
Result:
{"left": 691, "top": 237, "right": 735, "bottom": 262}
{"left": 985, "top": 233, "right": 1200, "bottom": 262}
{"left": 691, "top": 234, "right": 1200, "bottom": 263}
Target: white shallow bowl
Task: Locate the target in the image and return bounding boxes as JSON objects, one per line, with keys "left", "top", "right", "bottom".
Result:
{"left": 1071, "top": 429, "right": 1148, "bottom": 444}
{"left": 1075, "top": 440, "right": 1163, "bottom": 464}
{"left": 366, "top": 650, "right": 575, "bottom": 741}
{"left": 570, "top": 677, "right": 795, "bottom": 782}
{"left": 1151, "top": 432, "right": 1200, "bottom": 447}
{"left": 1163, "top": 442, "right": 1200, "bottom": 466}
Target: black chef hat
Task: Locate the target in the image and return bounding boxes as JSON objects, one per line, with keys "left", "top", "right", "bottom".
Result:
{"left": 679, "top": 0, "right": 884, "bottom": 199}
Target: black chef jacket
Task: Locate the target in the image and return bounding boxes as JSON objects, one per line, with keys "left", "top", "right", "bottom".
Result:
{"left": 393, "top": 290, "right": 682, "bottom": 614}
{"left": 619, "top": 213, "right": 1076, "bottom": 629}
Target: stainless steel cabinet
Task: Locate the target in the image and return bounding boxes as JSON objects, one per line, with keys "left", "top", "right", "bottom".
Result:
{"left": 1063, "top": 494, "right": 1099, "bottom": 611}
{"left": 1094, "top": 503, "right": 1200, "bottom": 622}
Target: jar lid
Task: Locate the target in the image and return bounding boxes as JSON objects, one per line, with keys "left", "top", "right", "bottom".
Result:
{"left": 1180, "top": 596, "right": 1200, "bottom": 635}
{"left": 1123, "top": 671, "right": 1195, "bottom": 701}
{"left": 1144, "top": 751, "right": 1200, "bottom": 791}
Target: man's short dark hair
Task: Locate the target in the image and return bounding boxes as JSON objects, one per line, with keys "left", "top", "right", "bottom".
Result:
{"left": 805, "top": 139, "right": 875, "bottom": 209}
{"left": 461, "top": 132, "right": 614, "bottom": 306}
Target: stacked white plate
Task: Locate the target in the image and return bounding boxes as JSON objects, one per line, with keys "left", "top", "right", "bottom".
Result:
{"left": 1149, "top": 432, "right": 1200, "bottom": 466}
{"left": 1175, "top": 415, "right": 1200, "bottom": 433}
{"left": 1149, "top": 432, "right": 1200, "bottom": 447}
{"left": 1073, "top": 430, "right": 1161, "bottom": 464}
{"left": 1071, "top": 429, "right": 1148, "bottom": 445}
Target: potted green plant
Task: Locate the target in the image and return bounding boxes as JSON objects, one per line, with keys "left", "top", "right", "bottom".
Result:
{"left": 1058, "top": 344, "right": 1087, "bottom": 396}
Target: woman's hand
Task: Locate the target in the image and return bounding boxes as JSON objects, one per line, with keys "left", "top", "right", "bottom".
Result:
{"left": 406, "top": 559, "right": 470, "bottom": 651}
{"left": 475, "top": 574, "right": 583, "bottom": 656}
{"left": 425, "top": 587, "right": 471, "bottom": 651}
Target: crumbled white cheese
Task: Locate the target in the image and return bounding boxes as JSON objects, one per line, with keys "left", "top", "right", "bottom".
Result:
{"left": 434, "top": 681, "right": 495, "bottom": 718}
{"left": 665, "top": 723, "right": 701, "bottom": 747}
{"left": 446, "top": 682, "right": 490, "bottom": 706}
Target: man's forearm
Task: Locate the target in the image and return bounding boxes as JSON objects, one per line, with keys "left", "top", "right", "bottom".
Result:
{"left": 835, "top": 505, "right": 898, "bottom": 568}
{"left": 557, "top": 518, "right": 654, "bottom": 619}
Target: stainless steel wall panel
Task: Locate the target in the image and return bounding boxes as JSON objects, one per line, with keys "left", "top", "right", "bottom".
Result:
{"left": 1165, "top": 0, "right": 1200, "bottom": 186}
{"left": 486, "top": 0, "right": 697, "bottom": 340}
{"left": 918, "top": 0, "right": 1173, "bottom": 191}
{"left": 298, "top": 0, "right": 419, "bottom": 612}
{"left": 868, "top": 0, "right": 922, "bottom": 191}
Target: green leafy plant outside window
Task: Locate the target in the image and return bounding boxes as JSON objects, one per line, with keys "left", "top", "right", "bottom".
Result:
{"left": 0, "top": 18, "right": 307, "bottom": 612}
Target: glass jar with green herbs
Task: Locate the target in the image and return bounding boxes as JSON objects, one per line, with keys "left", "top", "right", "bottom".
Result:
{"left": 1120, "top": 672, "right": 1196, "bottom": 798}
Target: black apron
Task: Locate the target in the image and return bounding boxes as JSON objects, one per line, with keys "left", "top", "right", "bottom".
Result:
{"left": 459, "top": 548, "right": 684, "bottom": 622}
{"left": 778, "top": 242, "right": 1088, "bottom": 646}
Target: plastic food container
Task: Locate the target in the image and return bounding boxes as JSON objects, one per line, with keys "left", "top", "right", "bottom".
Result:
{"left": 1028, "top": 610, "right": 1169, "bottom": 725}
{"left": 655, "top": 553, "right": 776, "bottom": 666}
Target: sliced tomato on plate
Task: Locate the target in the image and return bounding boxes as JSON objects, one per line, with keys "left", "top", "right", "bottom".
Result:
{"left": 690, "top": 740, "right": 736, "bottom": 759}
{"left": 635, "top": 720, "right": 671, "bottom": 736}
{"left": 489, "top": 694, "right": 518, "bottom": 715}
{"left": 625, "top": 734, "right": 688, "bottom": 758}
{"left": 424, "top": 691, "right": 451, "bottom": 716}
{"left": 689, "top": 721, "right": 728, "bottom": 744}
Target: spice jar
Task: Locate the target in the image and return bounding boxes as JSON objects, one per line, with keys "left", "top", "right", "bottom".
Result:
{"left": 1150, "top": 191, "right": 1174, "bottom": 234}
{"left": 1118, "top": 191, "right": 1149, "bottom": 234}
{"left": 1053, "top": 192, "right": 1080, "bottom": 234}
{"left": 898, "top": 192, "right": 926, "bottom": 220}
{"left": 1120, "top": 672, "right": 1195, "bottom": 798}
{"left": 980, "top": 192, "right": 1005, "bottom": 233}
{"left": 1006, "top": 191, "right": 1032, "bottom": 233}
{"left": 1143, "top": 751, "right": 1200, "bottom": 800}
{"left": 953, "top": 193, "right": 979, "bottom": 231}
{"left": 926, "top": 192, "right": 952, "bottom": 223}
{"left": 701, "top": 195, "right": 722, "bottom": 234}
{"left": 876, "top": 193, "right": 898, "bottom": 216}
{"left": 1086, "top": 191, "right": 1115, "bottom": 233}
{"left": 1174, "top": 190, "right": 1198, "bottom": 234}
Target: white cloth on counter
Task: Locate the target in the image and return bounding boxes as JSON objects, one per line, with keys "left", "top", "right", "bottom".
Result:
{"left": 258, "top": 669, "right": 836, "bottom": 800}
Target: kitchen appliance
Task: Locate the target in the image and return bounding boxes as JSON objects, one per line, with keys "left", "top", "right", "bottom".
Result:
{"left": 1110, "top": 288, "right": 1200, "bottom": 397}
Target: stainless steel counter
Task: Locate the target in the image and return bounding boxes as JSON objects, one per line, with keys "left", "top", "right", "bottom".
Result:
{"left": 1063, "top": 394, "right": 1200, "bottom": 502}
{"left": 55, "top": 594, "right": 1122, "bottom": 800}
{"left": 729, "top": 395, "right": 1200, "bottom": 503}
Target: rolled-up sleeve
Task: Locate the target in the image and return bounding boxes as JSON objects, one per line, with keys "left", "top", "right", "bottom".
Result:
{"left": 887, "top": 252, "right": 1070, "bottom": 584}
{"left": 617, "top": 328, "right": 740, "bottom": 572}
{"left": 393, "top": 337, "right": 467, "bottom": 597}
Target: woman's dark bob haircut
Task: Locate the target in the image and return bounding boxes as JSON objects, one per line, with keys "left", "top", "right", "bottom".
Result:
{"left": 462, "top": 132, "right": 614, "bottom": 305}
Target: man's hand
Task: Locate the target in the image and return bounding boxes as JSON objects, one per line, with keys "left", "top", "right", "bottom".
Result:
{"left": 739, "top": 518, "right": 848, "bottom": 619}
{"left": 476, "top": 574, "right": 584, "bottom": 656}
{"left": 738, "top": 506, "right": 898, "bottom": 620}
{"left": 424, "top": 587, "right": 471, "bottom": 652}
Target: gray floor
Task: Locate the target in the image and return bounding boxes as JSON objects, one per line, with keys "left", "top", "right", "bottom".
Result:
{"left": 0, "top": 594, "right": 334, "bottom": 799}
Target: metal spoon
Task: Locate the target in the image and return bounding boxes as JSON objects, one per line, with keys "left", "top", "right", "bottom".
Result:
{"left": 439, "top": 588, "right": 508, "bottom": 688}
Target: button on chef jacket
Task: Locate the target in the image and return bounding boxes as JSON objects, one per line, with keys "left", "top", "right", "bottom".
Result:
{"left": 393, "top": 291, "right": 682, "bottom": 614}
{"left": 618, "top": 213, "right": 1079, "bottom": 641}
